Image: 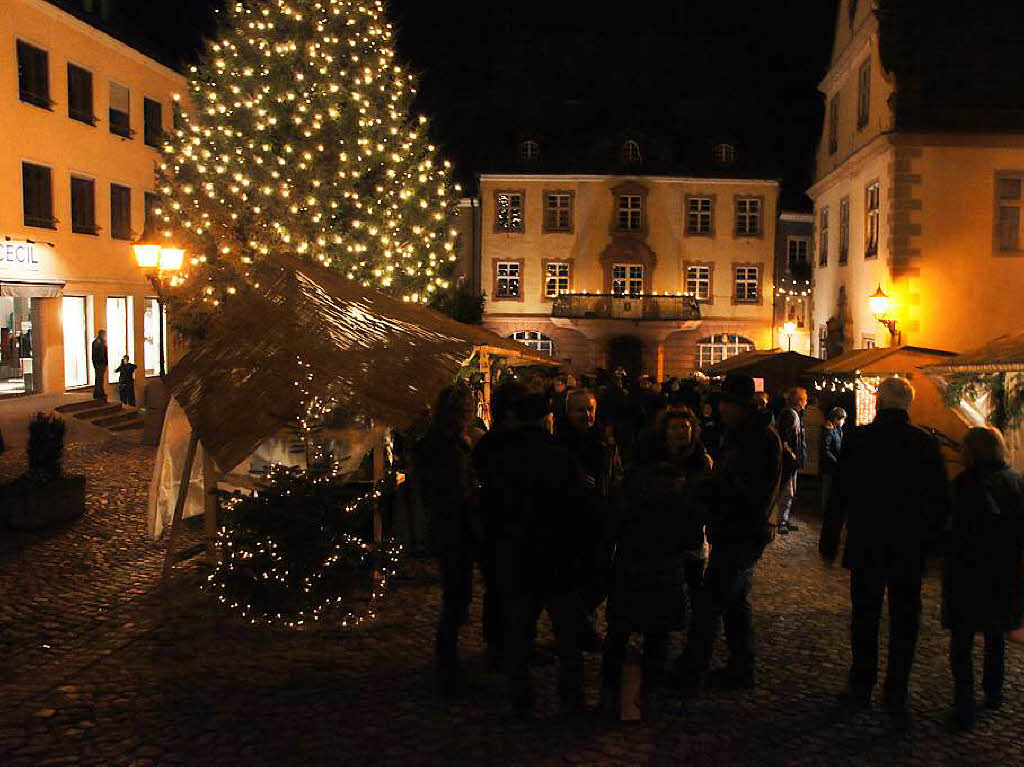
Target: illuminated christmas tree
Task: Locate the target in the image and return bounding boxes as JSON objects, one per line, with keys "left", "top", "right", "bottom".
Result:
{"left": 155, "top": 0, "right": 460, "bottom": 323}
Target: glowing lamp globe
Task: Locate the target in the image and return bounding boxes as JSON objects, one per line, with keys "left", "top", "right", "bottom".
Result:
{"left": 783, "top": 321, "right": 797, "bottom": 336}
{"left": 158, "top": 248, "right": 185, "bottom": 273}
{"left": 869, "top": 285, "right": 890, "bottom": 317}
{"left": 133, "top": 242, "right": 161, "bottom": 270}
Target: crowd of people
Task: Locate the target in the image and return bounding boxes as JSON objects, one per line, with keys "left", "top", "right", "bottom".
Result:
{"left": 412, "top": 368, "right": 1024, "bottom": 732}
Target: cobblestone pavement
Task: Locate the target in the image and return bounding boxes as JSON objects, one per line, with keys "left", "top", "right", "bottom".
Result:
{"left": 1, "top": 439, "right": 1023, "bottom": 765}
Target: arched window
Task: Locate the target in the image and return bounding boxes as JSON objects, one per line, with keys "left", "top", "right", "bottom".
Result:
{"left": 697, "top": 333, "right": 754, "bottom": 368}
{"left": 509, "top": 330, "right": 555, "bottom": 356}
{"left": 519, "top": 139, "right": 540, "bottom": 161}
{"left": 621, "top": 139, "right": 642, "bottom": 165}
{"left": 713, "top": 143, "right": 736, "bottom": 165}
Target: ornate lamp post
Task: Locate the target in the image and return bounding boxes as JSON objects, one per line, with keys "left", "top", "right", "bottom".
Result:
{"left": 783, "top": 320, "right": 797, "bottom": 351}
{"left": 869, "top": 285, "right": 901, "bottom": 345}
{"left": 133, "top": 235, "right": 184, "bottom": 377}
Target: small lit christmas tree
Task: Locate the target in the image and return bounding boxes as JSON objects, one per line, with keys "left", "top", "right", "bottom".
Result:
{"left": 155, "top": 0, "right": 460, "bottom": 324}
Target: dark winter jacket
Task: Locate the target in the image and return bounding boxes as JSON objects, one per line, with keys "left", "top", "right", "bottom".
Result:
{"left": 820, "top": 409, "right": 949, "bottom": 571}
{"left": 942, "top": 461, "right": 1024, "bottom": 632}
{"left": 702, "top": 409, "right": 782, "bottom": 567}
{"left": 778, "top": 406, "right": 807, "bottom": 472}
{"left": 91, "top": 338, "right": 107, "bottom": 369}
{"left": 473, "top": 424, "right": 586, "bottom": 594}
{"left": 820, "top": 425, "right": 843, "bottom": 476}
{"left": 414, "top": 430, "right": 477, "bottom": 556}
{"left": 607, "top": 445, "right": 711, "bottom": 634}
{"left": 115, "top": 361, "right": 137, "bottom": 387}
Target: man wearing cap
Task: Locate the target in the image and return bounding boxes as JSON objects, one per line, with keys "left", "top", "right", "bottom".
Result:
{"left": 474, "top": 385, "right": 588, "bottom": 716}
{"left": 681, "top": 374, "right": 782, "bottom": 692}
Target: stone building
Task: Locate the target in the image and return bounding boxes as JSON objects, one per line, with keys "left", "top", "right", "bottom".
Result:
{"left": 774, "top": 212, "right": 814, "bottom": 356}
{"left": 810, "top": 0, "right": 1024, "bottom": 356}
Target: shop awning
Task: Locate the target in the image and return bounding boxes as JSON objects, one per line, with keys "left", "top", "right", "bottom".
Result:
{"left": 0, "top": 280, "right": 64, "bottom": 298}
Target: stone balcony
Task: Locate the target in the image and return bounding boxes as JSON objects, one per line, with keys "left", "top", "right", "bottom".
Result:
{"left": 551, "top": 292, "right": 700, "bottom": 322}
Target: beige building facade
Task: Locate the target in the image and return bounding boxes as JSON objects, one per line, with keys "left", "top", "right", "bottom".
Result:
{"left": 810, "top": 0, "right": 1024, "bottom": 356}
{"left": 0, "top": 0, "right": 185, "bottom": 398}
{"left": 479, "top": 172, "right": 779, "bottom": 378}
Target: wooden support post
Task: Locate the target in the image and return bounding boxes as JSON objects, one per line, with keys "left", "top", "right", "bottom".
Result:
{"left": 478, "top": 350, "right": 491, "bottom": 427}
{"left": 202, "top": 448, "right": 219, "bottom": 566}
{"left": 372, "top": 438, "right": 385, "bottom": 544}
{"left": 162, "top": 432, "right": 199, "bottom": 580}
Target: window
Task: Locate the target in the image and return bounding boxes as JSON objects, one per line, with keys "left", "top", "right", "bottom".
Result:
{"left": 509, "top": 330, "right": 555, "bottom": 356}
{"left": 685, "top": 264, "right": 712, "bottom": 301}
{"left": 713, "top": 143, "right": 736, "bottom": 165}
{"left": 622, "top": 140, "right": 641, "bottom": 164}
{"left": 144, "top": 192, "right": 162, "bottom": 236}
{"left": 788, "top": 237, "right": 810, "bottom": 272}
{"left": 828, "top": 96, "right": 839, "bottom": 155}
{"left": 735, "top": 198, "right": 761, "bottom": 236}
{"left": 143, "top": 98, "right": 163, "bottom": 148}
{"left": 110, "top": 184, "right": 132, "bottom": 240}
{"left": 17, "top": 41, "right": 50, "bottom": 109}
{"left": 865, "top": 181, "right": 880, "bottom": 257}
{"left": 818, "top": 325, "right": 828, "bottom": 360}
{"left": 687, "top": 197, "right": 713, "bottom": 235}
{"left": 618, "top": 195, "right": 643, "bottom": 231}
{"left": 697, "top": 333, "right": 755, "bottom": 368}
{"left": 62, "top": 296, "right": 91, "bottom": 388}
{"left": 734, "top": 265, "right": 760, "bottom": 303}
{"left": 839, "top": 197, "right": 850, "bottom": 264}
{"left": 143, "top": 297, "right": 167, "bottom": 376}
{"left": 495, "top": 261, "right": 521, "bottom": 299}
{"left": 22, "top": 163, "right": 55, "bottom": 229}
{"left": 495, "top": 191, "right": 524, "bottom": 232}
{"left": 105, "top": 297, "right": 133, "bottom": 383}
{"left": 818, "top": 207, "right": 830, "bottom": 266}
{"left": 612, "top": 264, "right": 644, "bottom": 296}
{"left": 109, "top": 81, "right": 131, "bottom": 138}
{"left": 67, "top": 63, "right": 95, "bottom": 124}
{"left": 71, "top": 176, "right": 97, "bottom": 235}
{"left": 857, "top": 59, "right": 871, "bottom": 129}
{"left": 544, "top": 192, "right": 572, "bottom": 232}
{"left": 544, "top": 261, "right": 571, "bottom": 298}
{"left": 519, "top": 140, "right": 539, "bottom": 161}
{"left": 862, "top": 335, "right": 877, "bottom": 349}
{"left": 996, "top": 174, "right": 1024, "bottom": 252}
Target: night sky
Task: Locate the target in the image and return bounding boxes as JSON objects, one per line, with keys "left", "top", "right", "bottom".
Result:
{"left": 100, "top": 0, "right": 840, "bottom": 209}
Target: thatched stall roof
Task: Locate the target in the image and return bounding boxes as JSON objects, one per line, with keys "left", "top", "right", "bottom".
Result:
{"left": 807, "top": 346, "right": 957, "bottom": 377}
{"left": 165, "top": 255, "right": 552, "bottom": 473}
{"left": 705, "top": 349, "right": 820, "bottom": 393}
{"left": 920, "top": 330, "right": 1024, "bottom": 374}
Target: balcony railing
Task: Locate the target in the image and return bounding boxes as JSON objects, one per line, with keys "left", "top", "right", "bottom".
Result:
{"left": 552, "top": 292, "right": 700, "bottom": 321}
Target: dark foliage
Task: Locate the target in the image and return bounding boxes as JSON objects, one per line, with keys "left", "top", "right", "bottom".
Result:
{"left": 430, "top": 283, "right": 485, "bottom": 325}
{"left": 27, "top": 413, "right": 66, "bottom": 480}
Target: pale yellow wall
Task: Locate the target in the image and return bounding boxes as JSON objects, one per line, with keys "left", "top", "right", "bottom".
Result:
{"left": 0, "top": 0, "right": 187, "bottom": 394}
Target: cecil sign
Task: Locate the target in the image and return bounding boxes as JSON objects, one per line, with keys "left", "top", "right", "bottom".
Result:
{"left": 0, "top": 241, "right": 43, "bottom": 273}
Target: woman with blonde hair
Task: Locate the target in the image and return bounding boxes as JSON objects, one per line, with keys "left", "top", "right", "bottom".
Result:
{"left": 943, "top": 426, "right": 1024, "bottom": 730}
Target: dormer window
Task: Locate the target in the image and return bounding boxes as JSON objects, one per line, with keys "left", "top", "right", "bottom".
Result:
{"left": 622, "top": 139, "right": 642, "bottom": 165}
{"left": 520, "top": 139, "right": 540, "bottom": 161}
{"left": 713, "top": 143, "right": 736, "bottom": 165}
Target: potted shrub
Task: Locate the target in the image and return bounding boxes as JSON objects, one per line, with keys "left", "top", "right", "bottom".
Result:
{"left": 3, "top": 413, "right": 86, "bottom": 530}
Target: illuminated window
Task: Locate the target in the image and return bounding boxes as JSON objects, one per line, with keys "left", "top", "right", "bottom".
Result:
{"left": 105, "top": 297, "right": 133, "bottom": 383}
{"left": 735, "top": 198, "right": 761, "bottom": 236}
{"left": 544, "top": 192, "right": 572, "bottom": 232}
{"left": 685, "top": 265, "right": 711, "bottom": 301}
{"left": 734, "top": 266, "right": 759, "bottom": 303}
{"left": 865, "top": 182, "right": 880, "bottom": 257}
{"left": 544, "top": 262, "right": 570, "bottom": 298}
{"left": 839, "top": 197, "right": 850, "bottom": 264}
{"left": 510, "top": 330, "right": 554, "bottom": 356}
{"left": 818, "top": 207, "right": 829, "bottom": 266}
{"left": 495, "top": 191, "right": 524, "bottom": 232}
{"left": 62, "top": 296, "right": 90, "bottom": 388}
{"left": 143, "top": 298, "right": 167, "bottom": 377}
{"left": 495, "top": 261, "right": 521, "bottom": 299}
{"left": 697, "top": 333, "right": 754, "bottom": 368}
{"left": 997, "top": 174, "right": 1023, "bottom": 251}
{"left": 612, "top": 264, "right": 644, "bottom": 296}
{"left": 622, "top": 140, "right": 642, "bottom": 164}
{"left": 687, "top": 197, "right": 713, "bottom": 234}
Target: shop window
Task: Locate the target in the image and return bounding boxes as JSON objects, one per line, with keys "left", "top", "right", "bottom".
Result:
{"left": 735, "top": 198, "right": 761, "bottom": 236}
{"left": 697, "top": 333, "right": 754, "bottom": 368}
{"left": 71, "top": 176, "right": 97, "bottom": 235}
{"left": 495, "top": 191, "right": 524, "bottom": 232}
{"left": 105, "top": 296, "right": 133, "bottom": 383}
{"left": 143, "top": 298, "right": 167, "bottom": 377}
{"left": 67, "top": 63, "right": 95, "bottom": 124}
{"left": 612, "top": 263, "right": 643, "bottom": 296}
{"left": 109, "top": 81, "right": 132, "bottom": 138}
{"left": 22, "top": 163, "right": 55, "bottom": 229}
{"left": 110, "top": 184, "right": 132, "bottom": 240}
{"left": 17, "top": 41, "right": 50, "bottom": 109}
{"left": 62, "top": 296, "right": 90, "bottom": 388}
{"left": 509, "top": 330, "right": 555, "bottom": 356}
{"left": 687, "top": 197, "right": 713, "bottom": 235}
{"left": 0, "top": 296, "right": 35, "bottom": 395}
{"left": 144, "top": 98, "right": 163, "bottom": 148}
{"left": 543, "top": 192, "right": 572, "bottom": 232}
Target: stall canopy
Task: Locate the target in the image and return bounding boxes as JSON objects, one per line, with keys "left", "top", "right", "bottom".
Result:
{"left": 920, "top": 329, "right": 1024, "bottom": 374}
{"left": 165, "top": 254, "right": 553, "bottom": 474}
{"left": 807, "top": 345, "right": 958, "bottom": 378}
{"left": 705, "top": 349, "right": 820, "bottom": 394}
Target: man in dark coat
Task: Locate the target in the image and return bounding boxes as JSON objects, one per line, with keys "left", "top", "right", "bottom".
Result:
{"left": 91, "top": 329, "right": 108, "bottom": 401}
{"left": 776, "top": 387, "right": 808, "bottom": 533}
{"left": 681, "top": 374, "right": 782, "bottom": 692}
{"left": 820, "top": 377, "right": 949, "bottom": 728}
{"left": 474, "top": 388, "right": 587, "bottom": 716}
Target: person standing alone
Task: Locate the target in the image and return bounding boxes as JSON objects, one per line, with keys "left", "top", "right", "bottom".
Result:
{"left": 114, "top": 354, "right": 137, "bottom": 407}
{"left": 777, "top": 387, "right": 808, "bottom": 534}
{"left": 91, "top": 330, "right": 108, "bottom": 401}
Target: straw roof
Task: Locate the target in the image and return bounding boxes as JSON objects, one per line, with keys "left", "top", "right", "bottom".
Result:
{"left": 807, "top": 346, "right": 957, "bottom": 377}
{"left": 920, "top": 329, "right": 1024, "bottom": 374}
{"left": 165, "top": 255, "right": 553, "bottom": 472}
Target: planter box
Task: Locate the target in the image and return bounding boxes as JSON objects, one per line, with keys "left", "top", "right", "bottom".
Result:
{"left": 3, "top": 475, "right": 86, "bottom": 530}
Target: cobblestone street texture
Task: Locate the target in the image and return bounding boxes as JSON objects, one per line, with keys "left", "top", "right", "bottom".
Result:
{"left": 1, "top": 432, "right": 1023, "bottom": 765}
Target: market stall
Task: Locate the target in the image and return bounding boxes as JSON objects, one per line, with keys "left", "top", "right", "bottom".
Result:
{"left": 705, "top": 349, "right": 821, "bottom": 395}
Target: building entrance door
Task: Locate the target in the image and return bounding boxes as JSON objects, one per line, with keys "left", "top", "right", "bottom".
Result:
{"left": 607, "top": 335, "right": 643, "bottom": 379}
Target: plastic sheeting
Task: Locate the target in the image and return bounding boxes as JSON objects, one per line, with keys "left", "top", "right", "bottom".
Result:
{"left": 147, "top": 397, "right": 207, "bottom": 539}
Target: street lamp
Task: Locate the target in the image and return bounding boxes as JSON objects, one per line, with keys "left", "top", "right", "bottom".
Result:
{"left": 869, "top": 285, "right": 901, "bottom": 345}
{"left": 133, "top": 235, "right": 184, "bottom": 377}
{"left": 783, "top": 320, "right": 797, "bottom": 351}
